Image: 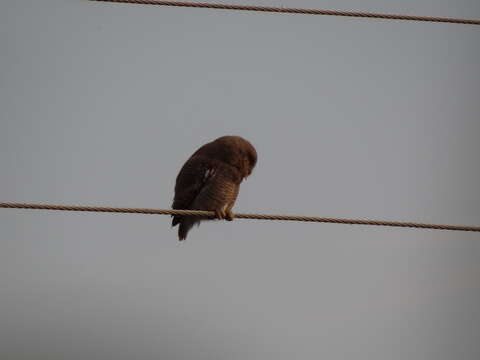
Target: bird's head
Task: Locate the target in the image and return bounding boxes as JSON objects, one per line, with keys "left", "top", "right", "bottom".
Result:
{"left": 211, "top": 136, "right": 257, "bottom": 179}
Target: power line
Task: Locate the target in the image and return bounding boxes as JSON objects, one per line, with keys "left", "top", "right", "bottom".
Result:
{"left": 89, "top": 0, "right": 480, "bottom": 26}
{"left": 1, "top": 202, "right": 479, "bottom": 232}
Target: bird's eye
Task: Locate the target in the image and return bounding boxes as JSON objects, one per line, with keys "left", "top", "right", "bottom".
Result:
{"left": 248, "top": 154, "right": 256, "bottom": 167}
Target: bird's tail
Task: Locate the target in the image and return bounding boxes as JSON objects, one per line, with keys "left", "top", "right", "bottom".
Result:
{"left": 173, "top": 216, "right": 199, "bottom": 241}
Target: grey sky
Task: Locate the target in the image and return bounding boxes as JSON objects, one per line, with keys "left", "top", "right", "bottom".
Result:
{"left": 1, "top": 1, "right": 479, "bottom": 359}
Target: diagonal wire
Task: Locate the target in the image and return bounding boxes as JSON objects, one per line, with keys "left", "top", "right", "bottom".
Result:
{"left": 89, "top": 0, "right": 480, "bottom": 26}
{"left": 1, "top": 202, "right": 479, "bottom": 232}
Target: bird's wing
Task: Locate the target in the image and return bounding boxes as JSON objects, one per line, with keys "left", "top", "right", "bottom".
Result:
{"left": 171, "top": 155, "right": 217, "bottom": 226}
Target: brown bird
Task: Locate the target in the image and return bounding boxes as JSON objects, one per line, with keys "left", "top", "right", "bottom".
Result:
{"left": 172, "top": 136, "right": 257, "bottom": 240}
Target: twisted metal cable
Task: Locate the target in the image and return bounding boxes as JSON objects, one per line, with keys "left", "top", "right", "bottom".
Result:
{"left": 1, "top": 202, "right": 479, "bottom": 232}
{"left": 89, "top": 0, "right": 480, "bottom": 25}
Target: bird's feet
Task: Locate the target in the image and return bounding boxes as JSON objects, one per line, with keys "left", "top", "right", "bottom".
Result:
{"left": 214, "top": 209, "right": 234, "bottom": 221}
{"left": 214, "top": 209, "right": 225, "bottom": 220}
{"left": 225, "top": 210, "right": 234, "bottom": 221}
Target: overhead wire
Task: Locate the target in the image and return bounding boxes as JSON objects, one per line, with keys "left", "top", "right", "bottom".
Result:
{"left": 89, "top": 0, "right": 480, "bottom": 26}
{"left": 1, "top": 202, "right": 479, "bottom": 232}
{"left": 5, "top": 3, "right": 477, "bottom": 234}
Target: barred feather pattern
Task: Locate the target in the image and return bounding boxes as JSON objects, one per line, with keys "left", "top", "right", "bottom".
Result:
{"left": 176, "top": 164, "right": 240, "bottom": 240}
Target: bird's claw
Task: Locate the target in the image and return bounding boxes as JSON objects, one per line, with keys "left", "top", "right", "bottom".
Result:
{"left": 214, "top": 209, "right": 225, "bottom": 220}
{"left": 214, "top": 209, "right": 234, "bottom": 221}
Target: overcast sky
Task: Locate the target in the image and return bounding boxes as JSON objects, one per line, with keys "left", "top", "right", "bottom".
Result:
{"left": 1, "top": 1, "right": 479, "bottom": 359}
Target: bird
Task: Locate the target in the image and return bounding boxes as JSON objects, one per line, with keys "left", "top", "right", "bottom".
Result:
{"left": 171, "top": 136, "right": 257, "bottom": 240}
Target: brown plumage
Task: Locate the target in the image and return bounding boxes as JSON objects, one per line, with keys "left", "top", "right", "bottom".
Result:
{"left": 171, "top": 136, "right": 257, "bottom": 240}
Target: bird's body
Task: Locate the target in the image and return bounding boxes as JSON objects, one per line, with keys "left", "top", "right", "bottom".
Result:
{"left": 172, "top": 136, "right": 257, "bottom": 240}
